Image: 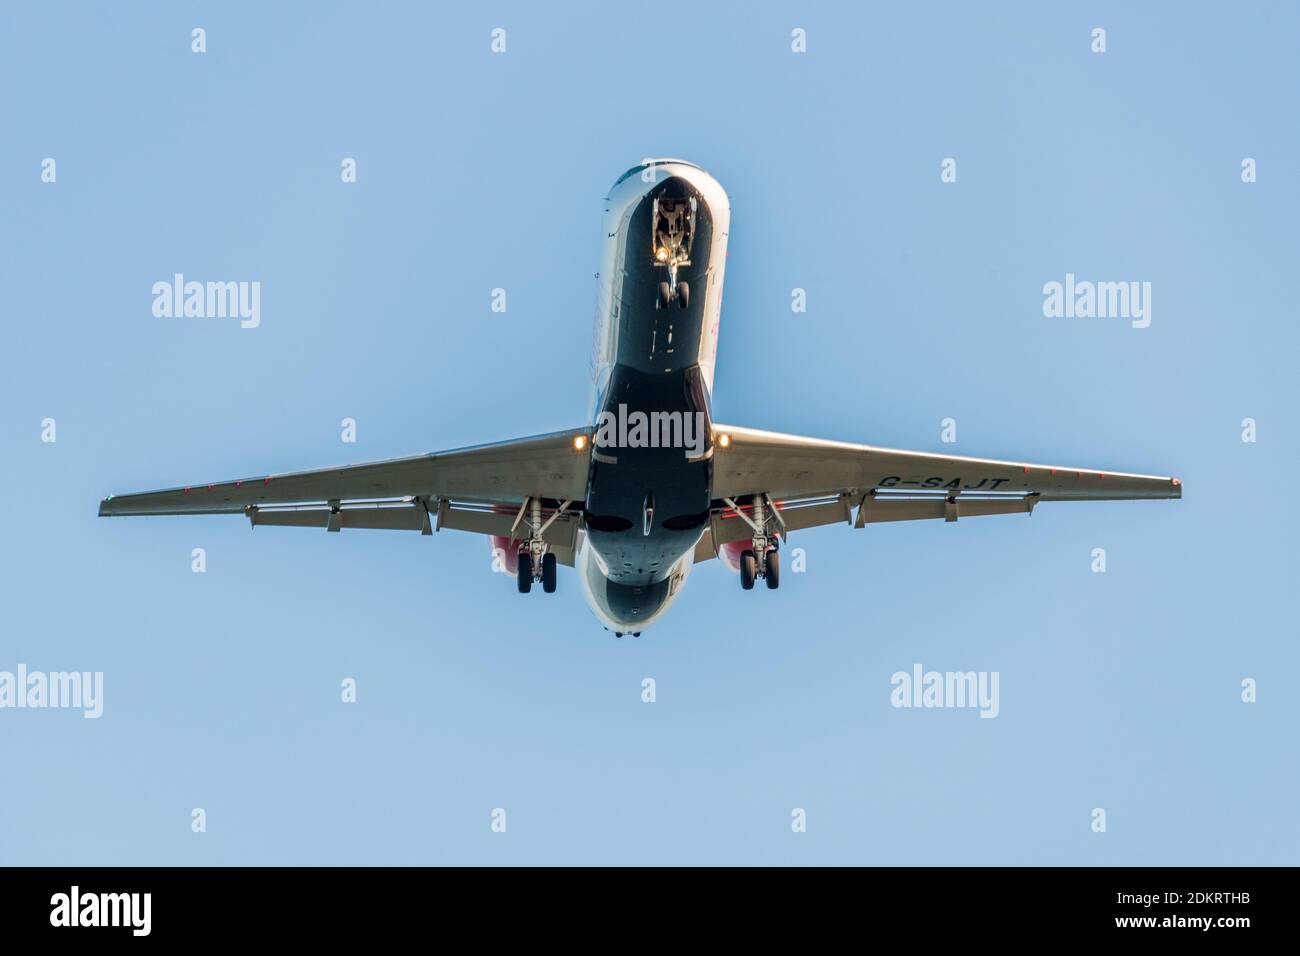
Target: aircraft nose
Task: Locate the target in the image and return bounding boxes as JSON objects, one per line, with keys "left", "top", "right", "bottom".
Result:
{"left": 611, "top": 159, "right": 710, "bottom": 194}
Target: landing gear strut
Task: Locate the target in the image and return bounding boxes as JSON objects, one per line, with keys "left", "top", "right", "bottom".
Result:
{"left": 725, "top": 494, "right": 785, "bottom": 592}
{"left": 512, "top": 496, "right": 570, "bottom": 595}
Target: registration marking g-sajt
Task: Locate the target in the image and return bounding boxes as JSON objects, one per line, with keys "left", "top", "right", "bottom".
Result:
{"left": 878, "top": 476, "right": 1011, "bottom": 490}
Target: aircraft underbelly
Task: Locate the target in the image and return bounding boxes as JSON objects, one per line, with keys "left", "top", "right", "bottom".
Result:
{"left": 579, "top": 162, "right": 730, "bottom": 631}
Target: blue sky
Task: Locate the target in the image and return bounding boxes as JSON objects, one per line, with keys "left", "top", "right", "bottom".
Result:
{"left": 1, "top": 1, "right": 1296, "bottom": 864}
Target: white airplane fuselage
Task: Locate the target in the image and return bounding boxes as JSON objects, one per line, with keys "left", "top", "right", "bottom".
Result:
{"left": 573, "top": 160, "right": 731, "bottom": 634}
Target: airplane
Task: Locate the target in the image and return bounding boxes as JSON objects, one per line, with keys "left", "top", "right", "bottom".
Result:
{"left": 100, "top": 159, "right": 1182, "bottom": 636}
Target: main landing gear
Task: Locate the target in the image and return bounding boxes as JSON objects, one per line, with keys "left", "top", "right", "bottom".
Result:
{"left": 516, "top": 551, "right": 557, "bottom": 594}
{"left": 513, "top": 496, "right": 569, "bottom": 595}
{"left": 738, "top": 544, "right": 779, "bottom": 591}
{"left": 725, "top": 493, "right": 784, "bottom": 592}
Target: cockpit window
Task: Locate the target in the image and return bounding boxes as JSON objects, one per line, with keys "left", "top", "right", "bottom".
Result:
{"left": 613, "top": 164, "right": 647, "bottom": 187}
{"left": 613, "top": 158, "right": 705, "bottom": 189}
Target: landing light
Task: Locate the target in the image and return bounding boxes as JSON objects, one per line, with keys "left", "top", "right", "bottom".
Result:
{"left": 656, "top": 247, "right": 668, "bottom": 261}
{"left": 573, "top": 434, "right": 588, "bottom": 451}
{"left": 719, "top": 433, "right": 731, "bottom": 448}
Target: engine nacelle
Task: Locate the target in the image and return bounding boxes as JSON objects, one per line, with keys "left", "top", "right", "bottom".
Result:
{"left": 718, "top": 538, "right": 776, "bottom": 572}
{"left": 490, "top": 535, "right": 520, "bottom": 575}
{"left": 717, "top": 539, "right": 746, "bottom": 572}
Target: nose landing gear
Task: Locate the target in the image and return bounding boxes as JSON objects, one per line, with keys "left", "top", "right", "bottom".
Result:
{"left": 657, "top": 280, "right": 690, "bottom": 310}
{"left": 651, "top": 195, "right": 696, "bottom": 310}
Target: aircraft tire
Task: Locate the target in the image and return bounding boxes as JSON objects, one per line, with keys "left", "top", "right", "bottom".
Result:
{"left": 764, "top": 548, "right": 780, "bottom": 589}
{"left": 740, "top": 550, "right": 757, "bottom": 590}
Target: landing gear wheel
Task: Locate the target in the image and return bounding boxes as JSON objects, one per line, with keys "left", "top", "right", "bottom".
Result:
{"left": 764, "top": 548, "right": 780, "bottom": 589}
{"left": 740, "top": 550, "right": 757, "bottom": 590}
{"left": 541, "top": 552, "right": 557, "bottom": 593}
{"left": 516, "top": 552, "right": 532, "bottom": 594}
{"left": 657, "top": 282, "right": 671, "bottom": 310}
{"left": 677, "top": 281, "right": 690, "bottom": 309}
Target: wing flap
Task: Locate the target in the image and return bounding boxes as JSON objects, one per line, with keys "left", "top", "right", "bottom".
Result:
{"left": 856, "top": 492, "right": 1037, "bottom": 525}
{"left": 706, "top": 495, "right": 851, "bottom": 550}
{"left": 436, "top": 502, "right": 579, "bottom": 550}
{"left": 249, "top": 502, "right": 430, "bottom": 532}
{"left": 696, "top": 490, "right": 1040, "bottom": 557}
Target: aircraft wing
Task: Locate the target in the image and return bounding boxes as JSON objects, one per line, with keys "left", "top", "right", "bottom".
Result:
{"left": 696, "top": 423, "right": 1181, "bottom": 560}
{"left": 99, "top": 427, "right": 593, "bottom": 563}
